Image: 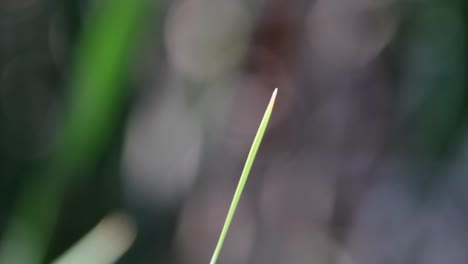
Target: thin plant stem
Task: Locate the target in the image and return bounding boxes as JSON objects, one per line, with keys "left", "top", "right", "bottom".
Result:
{"left": 209, "top": 88, "right": 278, "bottom": 264}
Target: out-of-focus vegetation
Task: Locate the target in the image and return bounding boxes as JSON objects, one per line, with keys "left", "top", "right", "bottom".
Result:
{"left": 0, "top": 0, "right": 466, "bottom": 263}
{"left": 0, "top": 0, "right": 155, "bottom": 263}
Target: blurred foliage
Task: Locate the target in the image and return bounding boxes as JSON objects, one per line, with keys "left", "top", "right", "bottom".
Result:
{"left": 0, "top": 0, "right": 157, "bottom": 263}
{"left": 397, "top": 0, "right": 467, "bottom": 196}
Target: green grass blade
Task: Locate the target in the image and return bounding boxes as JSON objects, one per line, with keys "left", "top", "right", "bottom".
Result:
{"left": 209, "top": 88, "right": 278, "bottom": 264}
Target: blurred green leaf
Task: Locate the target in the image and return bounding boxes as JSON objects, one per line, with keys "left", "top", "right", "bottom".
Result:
{"left": 0, "top": 0, "right": 151, "bottom": 263}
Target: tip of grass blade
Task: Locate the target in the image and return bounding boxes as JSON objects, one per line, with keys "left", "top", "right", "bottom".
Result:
{"left": 269, "top": 88, "right": 278, "bottom": 112}
{"left": 209, "top": 88, "right": 277, "bottom": 264}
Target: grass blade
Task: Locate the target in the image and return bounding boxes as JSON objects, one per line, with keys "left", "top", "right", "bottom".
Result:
{"left": 209, "top": 88, "right": 278, "bottom": 264}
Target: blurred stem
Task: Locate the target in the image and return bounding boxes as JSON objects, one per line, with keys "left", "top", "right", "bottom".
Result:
{"left": 0, "top": 0, "right": 151, "bottom": 263}
{"left": 50, "top": 213, "right": 137, "bottom": 264}
{"left": 210, "top": 88, "right": 277, "bottom": 264}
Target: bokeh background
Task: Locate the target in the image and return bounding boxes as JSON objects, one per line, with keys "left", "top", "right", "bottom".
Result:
{"left": 0, "top": 0, "right": 467, "bottom": 263}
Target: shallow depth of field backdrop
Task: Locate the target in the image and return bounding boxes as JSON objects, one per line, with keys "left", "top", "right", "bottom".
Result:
{"left": 0, "top": 0, "right": 467, "bottom": 263}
